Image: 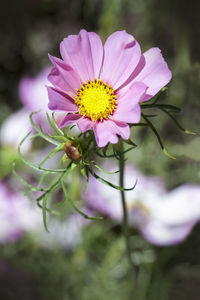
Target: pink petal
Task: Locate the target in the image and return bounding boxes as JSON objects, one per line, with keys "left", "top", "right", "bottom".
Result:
{"left": 60, "top": 29, "right": 104, "bottom": 81}
{"left": 112, "top": 104, "right": 141, "bottom": 124}
{"left": 47, "top": 86, "right": 78, "bottom": 112}
{"left": 134, "top": 48, "right": 172, "bottom": 101}
{"left": 117, "top": 55, "right": 146, "bottom": 91}
{"left": 111, "top": 82, "right": 147, "bottom": 123}
{"left": 19, "top": 67, "right": 51, "bottom": 112}
{"left": 154, "top": 185, "right": 200, "bottom": 226}
{"left": 48, "top": 55, "right": 81, "bottom": 94}
{"left": 113, "top": 120, "right": 130, "bottom": 139}
{"left": 76, "top": 117, "right": 94, "bottom": 132}
{"left": 93, "top": 121, "right": 119, "bottom": 147}
{"left": 94, "top": 119, "right": 130, "bottom": 147}
{"left": 141, "top": 220, "right": 195, "bottom": 246}
{"left": 59, "top": 114, "right": 82, "bottom": 128}
{"left": 100, "top": 31, "right": 141, "bottom": 89}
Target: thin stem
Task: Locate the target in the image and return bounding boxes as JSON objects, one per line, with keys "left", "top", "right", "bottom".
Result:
{"left": 118, "top": 141, "right": 137, "bottom": 272}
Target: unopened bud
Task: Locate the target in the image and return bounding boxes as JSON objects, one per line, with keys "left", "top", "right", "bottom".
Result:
{"left": 64, "top": 142, "right": 80, "bottom": 161}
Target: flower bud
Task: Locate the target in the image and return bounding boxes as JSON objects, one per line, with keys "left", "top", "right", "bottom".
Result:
{"left": 64, "top": 142, "right": 80, "bottom": 161}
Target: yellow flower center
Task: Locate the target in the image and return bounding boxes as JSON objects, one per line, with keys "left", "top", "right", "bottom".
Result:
{"left": 74, "top": 79, "right": 117, "bottom": 122}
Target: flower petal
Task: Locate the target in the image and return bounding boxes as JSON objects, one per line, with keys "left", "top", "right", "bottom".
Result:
{"left": 59, "top": 113, "right": 94, "bottom": 132}
{"left": 60, "top": 29, "right": 104, "bottom": 81}
{"left": 134, "top": 47, "right": 172, "bottom": 101}
{"left": 113, "top": 120, "right": 130, "bottom": 139}
{"left": 0, "top": 109, "right": 32, "bottom": 154}
{"left": 93, "top": 119, "right": 130, "bottom": 147}
{"left": 141, "top": 219, "right": 195, "bottom": 246}
{"left": 47, "top": 86, "right": 78, "bottom": 112}
{"left": 100, "top": 31, "right": 141, "bottom": 89}
{"left": 48, "top": 55, "right": 81, "bottom": 94}
{"left": 19, "top": 67, "right": 51, "bottom": 111}
{"left": 59, "top": 114, "right": 82, "bottom": 128}
{"left": 76, "top": 117, "right": 94, "bottom": 132}
{"left": 112, "top": 104, "right": 141, "bottom": 124}
{"left": 111, "top": 82, "right": 147, "bottom": 123}
{"left": 153, "top": 185, "right": 200, "bottom": 226}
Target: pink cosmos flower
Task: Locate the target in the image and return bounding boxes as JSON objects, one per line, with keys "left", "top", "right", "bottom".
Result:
{"left": 0, "top": 67, "right": 65, "bottom": 153}
{"left": 0, "top": 68, "right": 50, "bottom": 153}
{"left": 1, "top": 68, "right": 51, "bottom": 152}
{"left": 19, "top": 67, "right": 53, "bottom": 133}
{"left": 0, "top": 181, "right": 41, "bottom": 243}
{"left": 83, "top": 163, "right": 200, "bottom": 246}
{"left": 0, "top": 109, "right": 32, "bottom": 154}
{"left": 47, "top": 29, "right": 172, "bottom": 147}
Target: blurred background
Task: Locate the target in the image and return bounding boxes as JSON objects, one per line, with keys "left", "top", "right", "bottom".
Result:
{"left": 0, "top": 0, "right": 200, "bottom": 299}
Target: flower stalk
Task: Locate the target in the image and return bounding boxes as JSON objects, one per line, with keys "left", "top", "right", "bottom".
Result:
{"left": 118, "top": 141, "right": 138, "bottom": 275}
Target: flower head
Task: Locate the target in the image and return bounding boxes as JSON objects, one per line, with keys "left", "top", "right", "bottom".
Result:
{"left": 83, "top": 163, "right": 200, "bottom": 246}
{"left": 47, "top": 29, "right": 172, "bottom": 147}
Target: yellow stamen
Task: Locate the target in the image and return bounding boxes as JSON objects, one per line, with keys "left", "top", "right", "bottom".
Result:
{"left": 75, "top": 79, "right": 117, "bottom": 122}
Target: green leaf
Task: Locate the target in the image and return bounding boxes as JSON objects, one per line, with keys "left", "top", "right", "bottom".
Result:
{"left": 38, "top": 143, "right": 65, "bottom": 167}
{"left": 141, "top": 103, "right": 181, "bottom": 112}
{"left": 12, "top": 162, "right": 48, "bottom": 192}
{"left": 46, "top": 112, "right": 60, "bottom": 136}
{"left": 92, "top": 161, "right": 119, "bottom": 175}
{"left": 80, "top": 167, "right": 89, "bottom": 193}
{"left": 160, "top": 108, "right": 196, "bottom": 135}
{"left": 37, "top": 172, "right": 49, "bottom": 188}
{"left": 18, "top": 132, "right": 67, "bottom": 173}
{"left": 52, "top": 113, "right": 64, "bottom": 136}
{"left": 151, "top": 86, "right": 168, "bottom": 104}
{"left": 88, "top": 168, "right": 137, "bottom": 191}
{"left": 48, "top": 135, "right": 68, "bottom": 143}
{"left": 130, "top": 122, "right": 148, "bottom": 127}
{"left": 123, "top": 139, "right": 137, "bottom": 147}
{"left": 113, "top": 144, "right": 136, "bottom": 158}
{"left": 142, "top": 113, "right": 176, "bottom": 160}
{"left": 95, "top": 150, "right": 116, "bottom": 158}
{"left": 30, "top": 133, "right": 40, "bottom": 140}
{"left": 29, "top": 112, "right": 60, "bottom": 146}
{"left": 42, "top": 193, "right": 49, "bottom": 232}
{"left": 36, "top": 163, "right": 76, "bottom": 221}
{"left": 61, "top": 179, "right": 104, "bottom": 220}
{"left": 163, "top": 149, "right": 176, "bottom": 160}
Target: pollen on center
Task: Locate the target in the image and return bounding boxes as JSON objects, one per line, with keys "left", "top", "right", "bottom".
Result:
{"left": 74, "top": 79, "right": 117, "bottom": 122}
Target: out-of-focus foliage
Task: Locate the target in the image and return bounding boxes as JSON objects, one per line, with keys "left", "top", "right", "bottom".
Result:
{"left": 0, "top": 0, "right": 200, "bottom": 299}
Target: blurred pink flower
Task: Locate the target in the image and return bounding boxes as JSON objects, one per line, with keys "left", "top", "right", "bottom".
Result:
{"left": 0, "top": 109, "right": 31, "bottom": 153}
{"left": 47, "top": 29, "right": 171, "bottom": 147}
{"left": 0, "top": 181, "right": 88, "bottom": 249}
{"left": 19, "top": 67, "right": 52, "bottom": 132}
{"left": 0, "top": 67, "right": 63, "bottom": 153}
{"left": 141, "top": 185, "right": 200, "bottom": 245}
{"left": 83, "top": 163, "right": 200, "bottom": 246}
{"left": 0, "top": 181, "right": 41, "bottom": 243}
{"left": 36, "top": 211, "right": 92, "bottom": 250}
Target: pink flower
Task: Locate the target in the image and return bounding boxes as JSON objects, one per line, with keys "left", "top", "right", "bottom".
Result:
{"left": 141, "top": 185, "right": 200, "bottom": 246}
{"left": 0, "top": 109, "right": 32, "bottom": 154}
{"left": 47, "top": 29, "right": 172, "bottom": 147}
{"left": 83, "top": 163, "right": 200, "bottom": 246}
{"left": 19, "top": 67, "right": 53, "bottom": 132}
{"left": 0, "top": 68, "right": 54, "bottom": 153}
{"left": 0, "top": 181, "right": 41, "bottom": 243}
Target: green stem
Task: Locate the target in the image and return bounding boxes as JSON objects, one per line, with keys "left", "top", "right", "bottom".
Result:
{"left": 118, "top": 141, "right": 137, "bottom": 271}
